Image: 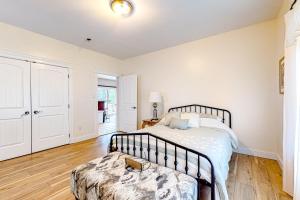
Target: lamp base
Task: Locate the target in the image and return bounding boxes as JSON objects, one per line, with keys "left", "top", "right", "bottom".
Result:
{"left": 152, "top": 103, "right": 159, "bottom": 121}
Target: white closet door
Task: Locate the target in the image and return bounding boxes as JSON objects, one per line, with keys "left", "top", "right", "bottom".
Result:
{"left": 0, "top": 57, "right": 31, "bottom": 161}
{"left": 31, "top": 63, "right": 69, "bottom": 152}
{"left": 118, "top": 75, "right": 137, "bottom": 132}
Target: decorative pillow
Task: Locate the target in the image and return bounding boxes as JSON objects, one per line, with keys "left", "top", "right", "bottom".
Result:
{"left": 169, "top": 118, "right": 189, "bottom": 130}
{"left": 199, "top": 113, "right": 222, "bottom": 122}
{"left": 159, "top": 112, "right": 180, "bottom": 126}
{"left": 181, "top": 113, "right": 200, "bottom": 128}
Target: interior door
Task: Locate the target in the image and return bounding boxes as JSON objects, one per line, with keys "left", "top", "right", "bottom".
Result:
{"left": 31, "top": 63, "right": 69, "bottom": 152}
{"left": 0, "top": 57, "right": 31, "bottom": 161}
{"left": 118, "top": 75, "right": 137, "bottom": 132}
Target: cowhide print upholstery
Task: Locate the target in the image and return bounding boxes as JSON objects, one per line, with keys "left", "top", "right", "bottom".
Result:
{"left": 71, "top": 152, "right": 197, "bottom": 200}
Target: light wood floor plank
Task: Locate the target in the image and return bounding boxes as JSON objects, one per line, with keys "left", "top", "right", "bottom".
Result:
{"left": 226, "top": 153, "right": 237, "bottom": 199}
{"left": 251, "top": 157, "right": 276, "bottom": 200}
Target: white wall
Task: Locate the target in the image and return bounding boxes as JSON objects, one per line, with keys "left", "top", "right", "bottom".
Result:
{"left": 0, "top": 22, "right": 122, "bottom": 142}
{"left": 122, "top": 20, "right": 282, "bottom": 158}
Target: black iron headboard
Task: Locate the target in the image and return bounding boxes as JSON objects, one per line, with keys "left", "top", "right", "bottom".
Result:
{"left": 168, "top": 104, "right": 232, "bottom": 128}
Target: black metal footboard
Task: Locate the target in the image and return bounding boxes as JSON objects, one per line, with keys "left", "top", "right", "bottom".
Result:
{"left": 109, "top": 132, "right": 215, "bottom": 200}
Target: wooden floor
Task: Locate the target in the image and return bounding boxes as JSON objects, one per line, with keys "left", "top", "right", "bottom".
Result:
{"left": 0, "top": 135, "right": 292, "bottom": 200}
{"left": 226, "top": 153, "right": 292, "bottom": 200}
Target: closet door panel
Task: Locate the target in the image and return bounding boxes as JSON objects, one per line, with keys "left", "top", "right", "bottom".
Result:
{"left": 0, "top": 57, "right": 31, "bottom": 161}
{"left": 31, "top": 63, "right": 69, "bottom": 153}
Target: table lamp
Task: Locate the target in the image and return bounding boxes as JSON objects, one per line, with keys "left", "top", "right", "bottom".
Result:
{"left": 149, "top": 92, "right": 162, "bottom": 120}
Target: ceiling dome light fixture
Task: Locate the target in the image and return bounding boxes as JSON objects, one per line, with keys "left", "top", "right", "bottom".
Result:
{"left": 110, "top": 0, "right": 134, "bottom": 17}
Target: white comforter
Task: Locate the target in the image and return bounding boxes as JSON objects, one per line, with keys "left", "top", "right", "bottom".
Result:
{"left": 126, "top": 124, "right": 238, "bottom": 200}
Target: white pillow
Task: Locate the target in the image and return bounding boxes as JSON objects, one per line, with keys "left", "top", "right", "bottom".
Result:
{"left": 181, "top": 113, "right": 200, "bottom": 128}
{"left": 199, "top": 113, "right": 222, "bottom": 122}
{"left": 200, "top": 117, "right": 221, "bottom": 128}
{"left": 169, "top": 118, "right": 189, "bottom": 130}
{"left": 159, "top": 112, "right": 180, "bottom": 126}
{"left": 200, "top": 118, "right": 238, "bottom": 149}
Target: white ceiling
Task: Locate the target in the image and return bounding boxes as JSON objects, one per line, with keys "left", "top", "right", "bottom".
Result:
{"left": 0, "top": 0, "right": 283, "bottom": 59}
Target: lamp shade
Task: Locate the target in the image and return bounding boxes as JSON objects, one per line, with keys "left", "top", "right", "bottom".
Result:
{"left": 149, "top": 92, "right": 162, "bottom": 103}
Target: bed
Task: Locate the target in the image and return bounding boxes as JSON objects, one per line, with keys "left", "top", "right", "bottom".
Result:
{"left": 71, "top": 104, "right": 238, "bottom": 200}
{"left": 109, "top": 104, "right": 238, "bottom": 200}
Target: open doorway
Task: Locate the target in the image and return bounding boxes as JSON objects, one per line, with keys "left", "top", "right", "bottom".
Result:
{"left": 97, "top": 74, "right": 117, "bottom": 135}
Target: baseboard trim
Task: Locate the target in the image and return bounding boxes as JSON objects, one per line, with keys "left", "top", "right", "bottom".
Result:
{"left": 236, "top": 147, "right": 283, "bottom": 169}
{"left": 235, "top": 147, "right": 278, "bottom": 160}
{"left": 70, "top": 133, "right": 99, "bottom": 143}
{"left": 277, "top": 154, "right": 283, "bottom": 170}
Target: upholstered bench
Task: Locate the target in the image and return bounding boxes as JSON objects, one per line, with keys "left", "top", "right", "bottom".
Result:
{"left": 71, "top": 152, "right": 197, "bottom": 200}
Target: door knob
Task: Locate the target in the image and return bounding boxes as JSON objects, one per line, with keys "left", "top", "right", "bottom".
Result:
{"left": 34, "top": 110, "right": 41, "bottom": 114}
{"left": 21, "top": 111, "right": 30, "bottom": 117}
{"left": 132, "top": 106, "right": 137, "bottom": 109}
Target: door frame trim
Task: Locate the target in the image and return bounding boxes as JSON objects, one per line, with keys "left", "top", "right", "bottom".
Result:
{"left": 96, "top": 72, "right": 119, "bottom": 135}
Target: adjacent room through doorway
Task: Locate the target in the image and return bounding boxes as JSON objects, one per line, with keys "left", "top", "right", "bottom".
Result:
{"left": 97, "top": 74, "right": 117, "bottom": 135}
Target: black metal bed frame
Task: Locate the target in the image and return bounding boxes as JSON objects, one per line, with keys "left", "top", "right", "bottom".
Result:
{"left": 109, "top": 104, "right": 232, "bottom": 200}
{"left": 291, "top": 0, "right": 297, "bottom": 10}
{"left": 168, "top": 104, "right": 231, "bottom": 128}
{"left": 109, "top": 132, "right": 215, "bottom": 200}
